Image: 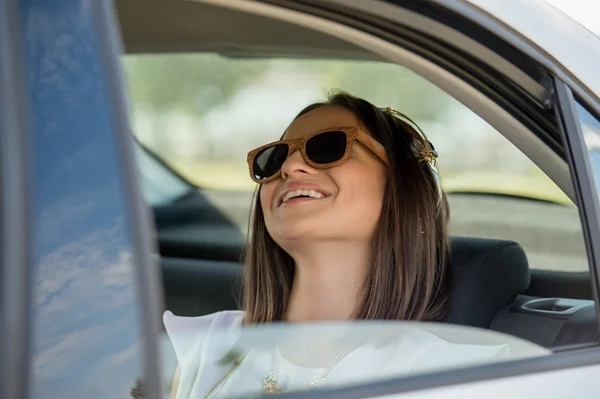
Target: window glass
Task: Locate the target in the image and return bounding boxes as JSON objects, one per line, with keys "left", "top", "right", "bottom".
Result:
{"left": 21, "top": 3, "right": 147, "bottom": 398}
{"left": 576, "top": 101, "right": 600, "bottom": 197}
{"left": 163, "top": 319, "right": 551, "bottom": 398}
{"left": 134, "top": 144, "right": 192, "bottom": 207}
{"left": 124, "top": 54, "right": 588, "bottom": 272}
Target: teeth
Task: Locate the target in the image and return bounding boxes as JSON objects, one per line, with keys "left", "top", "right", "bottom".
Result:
{"left": 282, "top": 189, "right": 325, "bottom": 203}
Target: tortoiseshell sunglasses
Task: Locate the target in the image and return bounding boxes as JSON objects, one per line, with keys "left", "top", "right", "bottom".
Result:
{"left": 246, "top": 126, "right": 390, "bottom": 184}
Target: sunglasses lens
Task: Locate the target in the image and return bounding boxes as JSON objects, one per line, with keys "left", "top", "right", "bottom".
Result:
{"left": 253, "top": 143, "right": 289, "bottom": 180}
{"left": 306, "top": 131, "right": 348, "bottom": 164}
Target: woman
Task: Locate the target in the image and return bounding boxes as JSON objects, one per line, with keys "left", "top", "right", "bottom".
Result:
{"left": 165, "top": 92, "right": 509, "bottom": 398}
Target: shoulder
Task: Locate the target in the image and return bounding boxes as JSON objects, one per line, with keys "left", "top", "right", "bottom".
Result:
{"left": 163, "top": 310, "right": 245, "bottom": 361}
{"left": 163, "top": 310, "right": 245, "bottom": 333}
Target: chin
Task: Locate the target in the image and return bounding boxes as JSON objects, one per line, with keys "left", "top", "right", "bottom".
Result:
{"left": 272, "top": 227, "right": 319, "bottom": 242}
{"left": 269, "top": 220, "right": 330, "bottom": 243}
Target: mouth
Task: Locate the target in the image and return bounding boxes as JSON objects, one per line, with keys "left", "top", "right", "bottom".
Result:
{"left": 278, "top": 188, "right": 330, "bottom": 207}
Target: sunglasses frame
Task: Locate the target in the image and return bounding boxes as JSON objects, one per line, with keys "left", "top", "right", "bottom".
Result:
{"left": 247, "top": 126, "right": 390, "bottom": 183}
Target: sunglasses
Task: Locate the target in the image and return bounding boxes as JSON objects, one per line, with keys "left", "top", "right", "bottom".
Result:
{"left": 247, "top": 126, "right": 390, "bottom": 183}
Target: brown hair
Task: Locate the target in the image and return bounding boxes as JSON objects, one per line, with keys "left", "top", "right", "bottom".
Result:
{"left": 242, "top": 91, "right": 451, "bottom": 324}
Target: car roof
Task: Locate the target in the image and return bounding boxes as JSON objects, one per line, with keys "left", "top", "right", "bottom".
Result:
{"left": 463, "top": 0, "right": 600, "bottom": 100}
{"left": 118, "top": 0, "right": 600, "bottom": 97}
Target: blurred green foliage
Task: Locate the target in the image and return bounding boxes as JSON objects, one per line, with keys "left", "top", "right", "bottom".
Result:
{"left": 124, "top": 54, "right": 453, "bottom": 124}
{"left": 123, "top": 53, "right": 568, "bottom": 204}
{"left": 125, "top": 54, "right": 270, "bottom": 114}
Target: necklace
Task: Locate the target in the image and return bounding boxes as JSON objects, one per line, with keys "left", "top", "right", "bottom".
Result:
{"left": 263, "top": 345, "right": 355, "bottom": 395}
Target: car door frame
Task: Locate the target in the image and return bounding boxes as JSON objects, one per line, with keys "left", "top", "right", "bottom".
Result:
{"left": 196, "top": 0, "right": 600, "bottom": 397}
{"left": 0, "top": 0, "right": 33, "bottom": 398}
{"left": 0, "top": 0, "right": 165, "bottom": 398}
{"left": 94, "top": 2, "right": 166, "bottom": 396}
{"left": 553, "top": 79, "right": 600, "bottom": 324}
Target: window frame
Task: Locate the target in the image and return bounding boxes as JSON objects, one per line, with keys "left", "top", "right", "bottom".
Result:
{"left": 87, "top": 1, "right": 166, "bottom": 398}
{"left": 0, "top": 0, "right": 33, "bottom": 398}
{"left": 552, "top": 80, "right": 600, "bottom": 326}
{"left": 0, "top": 0, "right": 165, "bottom": 398}
{"left": 193, "top": 0, "right": 600, "bottom": 397}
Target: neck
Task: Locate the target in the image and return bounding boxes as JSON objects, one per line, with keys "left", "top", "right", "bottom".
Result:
{"left": 283, "top": 240, "right": 370, "bottom": 323}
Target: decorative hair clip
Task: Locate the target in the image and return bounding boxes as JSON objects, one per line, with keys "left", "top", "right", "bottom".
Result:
{"left": 383, "top": 107, "right": 438, "bottom": 172}
{"left": 382, "top": 107, "right": 442, "bottom": 204}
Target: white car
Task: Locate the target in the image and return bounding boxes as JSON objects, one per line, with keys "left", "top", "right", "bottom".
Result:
{"left": 2, "top": 0, "right": 600, "bottom": 398}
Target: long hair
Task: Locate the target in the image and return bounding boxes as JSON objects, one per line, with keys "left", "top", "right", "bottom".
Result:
{"left": 242, "top": 91, "right": 451, "bottom": 324}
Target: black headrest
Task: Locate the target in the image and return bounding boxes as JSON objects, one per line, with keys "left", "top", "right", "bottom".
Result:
{"left": 444, "top": 237, "right": 530, "bottom": 328}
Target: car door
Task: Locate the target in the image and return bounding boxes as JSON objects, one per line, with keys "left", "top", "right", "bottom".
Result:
{"left": 4, "top": 1, "right": 600, "bottom": 399}
{"left": 123, "top": 0, "right": 600, "bottom": 397}
{"left": 0, "top": 1, "right": 163, "bottom": 399}
{"left": 225, "top": 0, "right": 600, "bottom": 397}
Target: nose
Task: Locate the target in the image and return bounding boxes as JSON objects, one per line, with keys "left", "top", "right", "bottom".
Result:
{"left": 280, "top": 149, "right": 317, "bottom": 180}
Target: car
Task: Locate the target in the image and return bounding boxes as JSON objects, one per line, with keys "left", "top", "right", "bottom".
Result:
{"left": 2, "top": 0, "right": 600, "bottom": 398}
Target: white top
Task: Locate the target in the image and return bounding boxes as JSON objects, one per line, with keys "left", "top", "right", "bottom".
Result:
{"left": 164, "top": 310, "right": 510, "bottom": 399}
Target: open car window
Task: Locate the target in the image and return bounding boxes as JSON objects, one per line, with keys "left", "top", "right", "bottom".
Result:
{"left": 112, "top": 0, "right": 600, "bottom": 396}
{"left": 134, "top": 143, "right": 193, "bottom": 207}
{"left": 162, "top": 314, "right": 550, "bottom": 398}
{"left": 124, "top": 53, "right": 600, "bottom": 398}
{"left": 125, "top": 54, "right": 588, "bottom": 272}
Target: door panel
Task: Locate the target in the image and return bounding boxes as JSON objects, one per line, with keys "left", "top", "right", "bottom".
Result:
{"left": 386, "top": 363, "right": 600, "bottom": 398}
{"left": 526, "top": 270, "right": 592, "bottom": 300}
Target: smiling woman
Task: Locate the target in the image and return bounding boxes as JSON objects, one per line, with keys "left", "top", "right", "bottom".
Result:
{"left": 114, "top": 5, "right": 600, "bottom": 396}
{"left": 248, "top": 92, "right": 449, "bottom": 322}
{"left": 164, "top": 92, "right": 525, "bottom": 398}
{"left": 126, "top": 53, "right": 588, "bottom": 272}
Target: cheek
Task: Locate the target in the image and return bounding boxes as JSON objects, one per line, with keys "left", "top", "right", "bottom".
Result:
{"left": 357, "top": 174, "right": 386, "bottom": 216}
{"left": 347, "top": 163, "right": 386, "bottom": 197}
{"left": 333, "top": 165, "right": 387, "bottom": 218}
{"left": 259, "top": 182, "right": 277, "bottom": 214}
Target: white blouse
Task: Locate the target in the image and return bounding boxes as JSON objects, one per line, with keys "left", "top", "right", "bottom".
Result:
{"left": 164, "top": 311, "right": 510, "bottom": 399}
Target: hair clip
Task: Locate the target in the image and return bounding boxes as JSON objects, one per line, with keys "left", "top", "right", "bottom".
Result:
{"left": 383, "top": 107, "right": 438, "bottom": 170}
{"left": 382, "top": 107, "right": 442, "bottom": 204}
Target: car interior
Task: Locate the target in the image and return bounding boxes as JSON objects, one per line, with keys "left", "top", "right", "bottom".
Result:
{"left": 117, "top": 0, "right": 599, "bottom": 355}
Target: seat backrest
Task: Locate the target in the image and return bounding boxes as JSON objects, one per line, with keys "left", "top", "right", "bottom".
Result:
{"left": 162, "top": 237, "right": 530, "bottom": 329}
{"left": 444, "top": 237, "right": 530, "bottom": 328}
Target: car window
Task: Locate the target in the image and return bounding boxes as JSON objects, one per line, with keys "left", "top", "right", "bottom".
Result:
{"left": 17, "top": 4, "right": 150, "bottom": 398}
{"left": 124, "top": 53, "right": 588, "bottom": 272}
{"left": 162, "top": 317, "right": 550, "bottom": 398}
{"left": 576, "top": 101, "right": 600, "bottom": 198}
{"left": 134, "top": 143, "right": 192, "bottom": 207}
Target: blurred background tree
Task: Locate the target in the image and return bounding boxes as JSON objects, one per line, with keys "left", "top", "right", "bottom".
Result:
{"left": 123, "top": 53, "right": 548, "bottom": 194}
